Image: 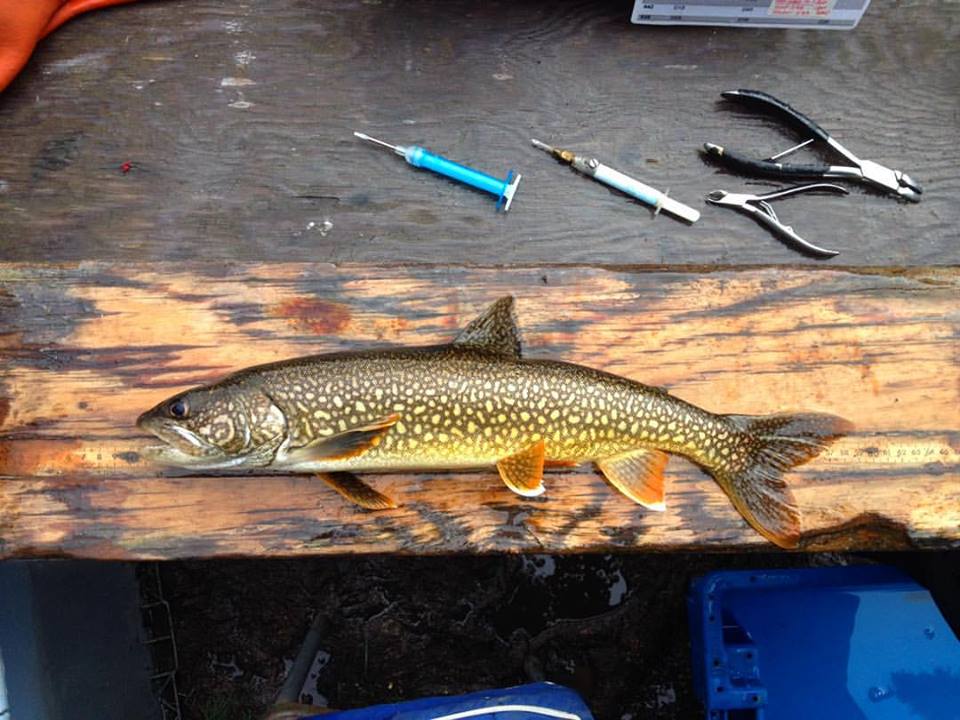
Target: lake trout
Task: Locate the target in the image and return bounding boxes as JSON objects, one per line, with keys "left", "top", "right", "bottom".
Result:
{"left": 137, "top": 297, "right": 851, "bottom": 547}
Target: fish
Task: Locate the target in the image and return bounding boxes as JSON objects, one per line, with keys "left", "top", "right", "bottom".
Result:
{"left": 137, "top": 296, "right": 852, "bottom": 547}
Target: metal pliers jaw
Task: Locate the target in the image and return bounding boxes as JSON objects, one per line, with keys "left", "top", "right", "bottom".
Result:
{"left": 855, "top": 160, "right": 921, "bottom": 202}
{"left": 705, "top": 90, "right": 923, "bottom": 202}
{"left": 706, "top": 183, "right": 848, "bottom": 258}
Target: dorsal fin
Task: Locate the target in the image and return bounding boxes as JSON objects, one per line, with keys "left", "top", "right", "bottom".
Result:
{"left": 452, "top": 296, "right": 522, "bottom": 358}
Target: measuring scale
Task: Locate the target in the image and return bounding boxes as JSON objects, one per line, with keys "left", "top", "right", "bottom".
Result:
{"left": 631, "top": 0, "right": 872, "bottom": 29}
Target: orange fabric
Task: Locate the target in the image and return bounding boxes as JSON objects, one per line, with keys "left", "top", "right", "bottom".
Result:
{"left": 0, "top": 0, "right": 142, "bottom": 92}
{"left": 0, "top": 0, "right": 62, "bottom": 91}
{"left": 42, "top": 0, "right": 141, "bottom": 38}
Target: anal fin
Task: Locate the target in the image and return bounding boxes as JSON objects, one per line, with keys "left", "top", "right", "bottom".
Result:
{"left": 320, "top": 472, "right": 398, "bottom": 510}
{"left": 596, "top": 448, "right": 669, "bottom": 510}
{"left": 497, "top": 440, "right": 545, "bottom": 497}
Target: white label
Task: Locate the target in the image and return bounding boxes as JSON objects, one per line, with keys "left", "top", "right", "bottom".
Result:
{"left": 631, "top": 0, "right": 870, "bottom": 29}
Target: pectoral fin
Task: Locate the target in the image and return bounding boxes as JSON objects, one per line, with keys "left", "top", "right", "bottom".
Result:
{"left": 597, "top": 449, "right": 669, "bottom": 510}
{"left": 320, "top": 472, "right": 398, "bottom": 510}
{"left": 497, "top": 440, "right": 545, "bottom": 497}
{"left": 281, "top": 413, "right": 400, "bottom": 465}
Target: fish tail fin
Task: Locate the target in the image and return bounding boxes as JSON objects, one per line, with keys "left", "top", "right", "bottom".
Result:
{"left": 711, "top": 412, "right": 853, "bottom": 548}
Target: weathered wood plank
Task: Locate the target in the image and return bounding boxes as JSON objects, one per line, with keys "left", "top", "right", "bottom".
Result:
{"left": 0, "top": 263, "right": 957, "bottom": 558}
{"left": 0, "top": 0, "right": 956, "bottom": 265}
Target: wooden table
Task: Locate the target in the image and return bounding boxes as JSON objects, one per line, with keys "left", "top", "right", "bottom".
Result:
{"left": 1, "top": 0, "right": 957, "bottom": 558}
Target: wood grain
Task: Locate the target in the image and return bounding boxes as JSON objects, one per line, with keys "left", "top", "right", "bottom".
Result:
{"left": 0, "top": 0, "right": 956, "bottom": 265}
{"left": 1, "top": 263, "right": 957, "bottom": 558}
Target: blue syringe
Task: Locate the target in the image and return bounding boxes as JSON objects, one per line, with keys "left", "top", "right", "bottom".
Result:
{"left": 354, "top": 132, "right": 521, "bottom": 212}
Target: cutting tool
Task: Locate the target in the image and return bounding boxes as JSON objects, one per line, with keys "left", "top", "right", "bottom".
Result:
{"left": 705, "top": 183, "right": 848, "bottom": 259}
{"left": 704, "top": 90, "right": 922, "bottom": 202}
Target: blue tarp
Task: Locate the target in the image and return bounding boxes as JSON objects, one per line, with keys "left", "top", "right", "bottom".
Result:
{"left": 303, "top": 683, "right": 594, "bottom": 720}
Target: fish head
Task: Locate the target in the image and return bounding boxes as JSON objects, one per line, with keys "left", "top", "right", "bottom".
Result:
{"left": 137, "top": 381, "right": 287, "bottom": 469}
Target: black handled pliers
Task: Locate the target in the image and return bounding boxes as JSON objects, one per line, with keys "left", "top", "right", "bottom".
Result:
{"left": 704, "top": 90, "right": 922, "bottom": 202}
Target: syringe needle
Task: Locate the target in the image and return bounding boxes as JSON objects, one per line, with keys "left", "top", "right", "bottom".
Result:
{"left": 353, "top": 132, "right": 402, "bottom": 153}
{"left": 354, "top": 131, "right": 522, "bottom": 211}
{"left": 531, "top": 138, "right": 574, "bottom": 164}
{"left": 532, "top": 137, "right": 700, "bottom": 224}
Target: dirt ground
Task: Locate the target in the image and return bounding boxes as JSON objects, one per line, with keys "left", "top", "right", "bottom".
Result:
{"left": 155, "top": 550, "right": 959, "bottom": 720}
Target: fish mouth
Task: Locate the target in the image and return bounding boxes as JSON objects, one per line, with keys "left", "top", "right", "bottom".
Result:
{"left": 137, "top": 409, "right": 281, "bottom": 471}
{"left": 137, "top": 414, "right": 221, "bottom": 461}
{"left": 141, "top": 443, "right": 247, "bottom": 470}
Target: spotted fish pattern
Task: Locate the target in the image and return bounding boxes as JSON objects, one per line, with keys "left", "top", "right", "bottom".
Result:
{"left": 137, "top": 297, "right": 851, "bottom": 547}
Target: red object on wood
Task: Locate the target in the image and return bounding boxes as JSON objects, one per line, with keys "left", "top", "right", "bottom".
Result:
{"left": 0, "top": 0, "right": 142, "bottom": 93}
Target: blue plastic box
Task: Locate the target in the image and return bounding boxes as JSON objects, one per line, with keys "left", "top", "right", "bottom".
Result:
{"left": 688, "top": 565, "right": 960, "bottom": 719}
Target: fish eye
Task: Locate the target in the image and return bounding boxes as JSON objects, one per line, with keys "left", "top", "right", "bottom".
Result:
{"left": 168, "top": 398, "right": 189, "bottom": 419}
